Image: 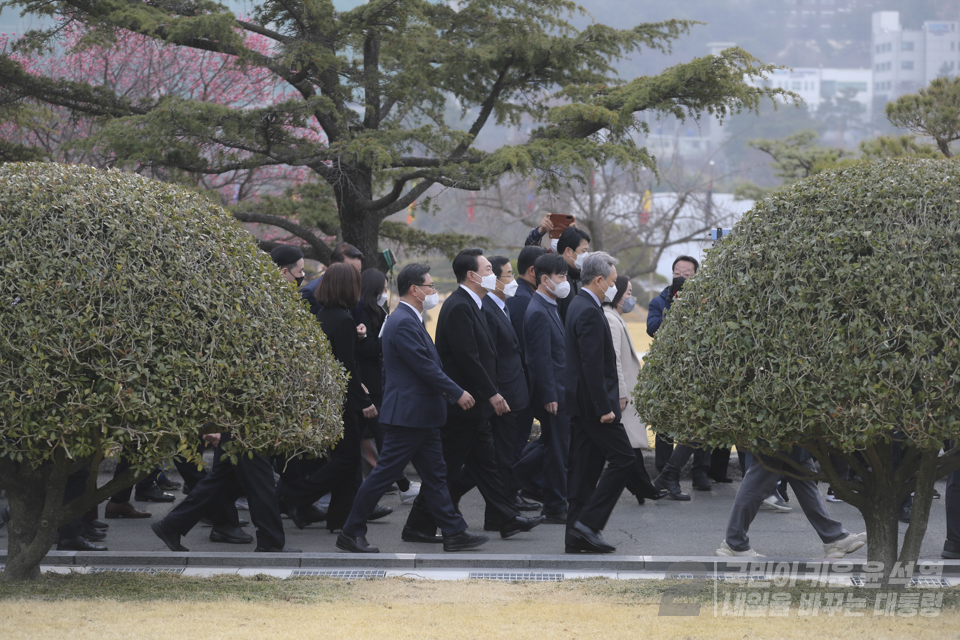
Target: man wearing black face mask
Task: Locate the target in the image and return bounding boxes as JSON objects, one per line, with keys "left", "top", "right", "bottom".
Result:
{"left": 271, "top": 245, "right": 306, "bottom": 287}
{"left": 645, "top": 256, "right": 715, "bottom": 499}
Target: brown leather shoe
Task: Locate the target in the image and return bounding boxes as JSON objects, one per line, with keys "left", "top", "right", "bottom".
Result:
{"left": 104, "top": 501, "right": 152, "bottom": 519}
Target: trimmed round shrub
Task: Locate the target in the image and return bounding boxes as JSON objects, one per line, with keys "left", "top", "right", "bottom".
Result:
{"left": 635, "top": 158, "right": 960, "bottom": 453}
{"left": 0, "top": 162, "right": 346, "bottom": 470}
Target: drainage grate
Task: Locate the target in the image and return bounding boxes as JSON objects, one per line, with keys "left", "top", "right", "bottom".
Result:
{"left": 910, "top": 577, "right": 949, "bottom": 588}
{"left": 290, "top": 569, "right": 386, "bottom": 579}
{"left": 851, "top": 576, "right": 865, "bottom": 587}
{"left": 469, "top": 572, "right": 564, "bottom": 582}
{"left": 89, "top": 567, "right": 184, "bottom": 575}
{"left": 715, "top": 573, "right": 769, "bottom": 582}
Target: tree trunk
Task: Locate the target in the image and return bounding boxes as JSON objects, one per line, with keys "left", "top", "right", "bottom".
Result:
{"left": 2, "top": 462, "right": 63, "bottom": 582}
{"left": 334, "top": 169, "right": 388, "bottom": 271}
{"left": 861, "top": 488, "right": 900, "bottom": 586}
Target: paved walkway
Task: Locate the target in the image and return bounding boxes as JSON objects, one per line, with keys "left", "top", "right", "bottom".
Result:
{"left": 1, "top": 454, "right": 948, "bottom": 562}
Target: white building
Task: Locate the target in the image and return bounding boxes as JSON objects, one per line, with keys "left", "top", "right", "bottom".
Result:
{"left": 755, "top": 67, "right": 874, "bottom": 121}
{"left": 872, "top": 11, "right": 960, "bottom": 102}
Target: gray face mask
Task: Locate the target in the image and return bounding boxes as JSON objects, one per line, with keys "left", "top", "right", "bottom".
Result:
{"left": 620, "top": 296, "right": 636, "bottom": 314}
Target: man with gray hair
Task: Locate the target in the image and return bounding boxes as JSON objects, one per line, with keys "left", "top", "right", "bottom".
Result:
{"left": 563, "top": 251, "right": 637, "bottom": 553}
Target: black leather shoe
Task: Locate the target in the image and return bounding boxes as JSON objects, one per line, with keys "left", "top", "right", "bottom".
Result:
{"left": 443, "top": 530, "right": 488, "bottom": 552}
{"left": 654, "top": 474, "right": 690, "bottom": 501}
{"left": 135, "top": 486, "right": 176, "bottom": 503}
{"left": 57, "top": 536, "right": 108, "bottom": 552}
{"left": 81, "top": 524, "right": 106, "bottom": 541}
{"left": 303, "top": 504, "right": 327, "bottom": 523}
{"left": 565, "top": 521, "right": 615, "bottom": 554}
{"left": 692, "top": 475, "right": 712, "bottom": 491}
{"left": 151, "top": 520, "right": 189, "bottom": 552}
{"left": 708, "top": 472, "right": 733, "bottom": 484}
{"left": 156, "top": 478, "right": 182, "bottom": 492}
{"left": 541, "top": 509, "right": 568, "bottom": 524}
{"left": 210, "top": 525, "right": 253, "bottom": 544}
{"left": 899, "top": 504, "right": 912, "bottom": 523}
{"left": 520, "top": 486, "right": 544, "bottom": 503}
{"left": 943, "top": 539, "right": 960, "bottom": 559}
{"left": 500, "top": 515, "right": 546, "bottom": 539}
{"left": 336, "top": 533, "right": 379, "bottom": 553}
{"left": 255, "top": 545, "right": 301, "bottom": 553}
{"left": 201, "top": 518, "right": 250, "bottom": 528}
{"left": 401, "top": 526, "right": 443, "bottom": 543}
{"left": 369, "top": 504, "right": 393, "bottom": 521}
{"left": 515, "top": 496, "right": 542, "bottom": 511}
{"left": 89, "top": 519, "right": 109, "bottom": 530}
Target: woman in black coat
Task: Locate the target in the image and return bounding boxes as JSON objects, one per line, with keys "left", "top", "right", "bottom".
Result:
{"left": 278, "top": 263, "right": 376, "bottom": 532}
{"left": 356, "top": 269, "right": 417, "bottom": 499}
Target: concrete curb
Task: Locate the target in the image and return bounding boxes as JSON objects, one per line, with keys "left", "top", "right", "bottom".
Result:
{"left": 5, "top": 551, "right": 958, "bottom": 575}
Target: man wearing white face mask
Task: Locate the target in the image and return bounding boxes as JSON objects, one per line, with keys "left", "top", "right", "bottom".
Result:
{"left": 452, "top": 256, "right": 532, "bottom": 530}
{"left": 524, "top": 220, "right": 591, "bottom": 322}
{"left": 515, "top": 253, "right": 573, "bottom": 523}
{"left": 404, "top": 249, "right": 545, "bottom": 542}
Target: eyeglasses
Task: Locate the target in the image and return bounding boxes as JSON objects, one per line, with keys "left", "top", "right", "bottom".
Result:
{"left": 417, "top": 283, "right": 437, "bottom": 291}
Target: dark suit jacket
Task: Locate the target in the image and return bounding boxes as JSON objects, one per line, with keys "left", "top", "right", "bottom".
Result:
{"left": 379, "top": 302, "right": 463, "bottom": 429}
{"left": 482, "top": 296, "right": 529, "bottom": 412}
{"left": 505, "top": 278, "right": 536, "bottom": 356}
{"left": 435, "top": 286, "right": 499, "bottom": 421}
{"left": 316, "top": 305, "right": 373, "bottom": 415}
{"left": 564, "top": 289, "right": 620, "bottom": 421}
{"left": 523, "top": 292, "right": 566, "bottom": 410}
{"left": 557, "top": 266, "right": 582, "bottom": 323}
{"left": 356, "top": 305, "right": 386, "bottom": 404}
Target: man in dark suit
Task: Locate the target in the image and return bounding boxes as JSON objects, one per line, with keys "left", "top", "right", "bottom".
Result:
{"left": 515, "top": 253, "right": 571, "bottom": 523}
{"left": 151, "top": 245, "right": 309, "bottom": 553}
{"left": 505, "top": 246, "right": 548, "bottom": 505}
{"left": 564, "top": 251, "right": 636, "bottom": 554}
{"left": 453, "top": 255, "right": 531, "bottom": 529}
{"left": 337, "top": 264, "right": 488, "bottom": 553}
{"left": 404, "top": 249, "right": 544, "bottom": 540}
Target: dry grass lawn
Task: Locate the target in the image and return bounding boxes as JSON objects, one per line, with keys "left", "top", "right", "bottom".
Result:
{"left": 2, "top": 578, "right": 957, "bottom": 640}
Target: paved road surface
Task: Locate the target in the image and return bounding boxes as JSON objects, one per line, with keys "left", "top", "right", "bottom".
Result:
{"left": 2, "top": 453, "right": 948, "bottom": 560}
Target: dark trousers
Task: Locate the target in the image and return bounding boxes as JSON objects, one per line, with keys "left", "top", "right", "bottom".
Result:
{"left": 277, "top": 411, "right": 361, "bottom": 531}
{"left": 513, "top": 405, "right": 570, "bottom": 514}
{"left": 711, "top": 448, "right": 733, "bottom": 479}
{"left": 566, "top": 417, "right": 635, "bottom": 532}
{"left": 172, "top": 444, "right": 241, "bottom": 527}
{"left": 623, "top": 448, "right": 660, "bottom": 499}
{"left": 947, "top": 469, "right": 960, "bottom": 546}
{"left": 58, "top": 466, "right": 90, "bottom": 541}
{"left": 655, "top": 433, "right": 674, "bottom": 473}
{"left": 406, "top": 414, "right": 518, "bottom": 534}
{"left": 455, "top": 410, "right": 523, "bottom": 526}
{"left": 163, "top": 436, "right": 284, "bottom": 549}
{"left": 109, "top": 456, "right": 159, "bottom": 503}
{"left": 661, "top": 443, "right": 711, "bottom": 480}
{"left": 344, "top": 425, "right": 467, "bottom": 538}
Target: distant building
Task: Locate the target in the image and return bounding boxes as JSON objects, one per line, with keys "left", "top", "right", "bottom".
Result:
{"left": 759, "top": 67, "right": 874, "bottom": 120}
{"left": 872, "top": 11, "right": 959, "bottom": 103}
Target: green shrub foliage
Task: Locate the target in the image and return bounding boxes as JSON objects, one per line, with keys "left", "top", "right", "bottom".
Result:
{"left": 636, "top": 158, "right": 960, "bottom": 454}
{"left": 0, "top": 163, "right": 346, "bottom": 472}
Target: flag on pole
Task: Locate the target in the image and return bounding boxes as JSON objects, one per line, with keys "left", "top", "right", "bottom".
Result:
{"left": 640, "top": 190, "right": 651, "bottom": 225}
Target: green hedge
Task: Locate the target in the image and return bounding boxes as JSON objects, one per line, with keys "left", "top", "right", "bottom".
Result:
{"left": 636, "top": 158, "right": 960, "bottom": 453}
{"left": 0, "top": 163, "right": 346, "bottom": 471}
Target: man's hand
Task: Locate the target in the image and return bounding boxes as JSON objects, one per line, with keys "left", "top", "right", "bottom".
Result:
{"left": 600, "top": 411, "right": 616, "bottom": 424}
{"left": 619, "top": 397, "right": 628, "bottom": 411}
{"left": 490, "top": 393, "right": 510, "bottom": 416}
{"left": 202, "top": 433, "right": 222, "bottom": 447}
{"left": 362, "top": 404, "right": 378, "bottom": 419}
{"left": 538, "top": 213, "right": 554, "bottom": 235}
{"left": 356, "top": 323, "right": 367, "bottom": 339}
{"left": 457, "top": 391, "right": 476, "bottom": 410}
{"left": 544, "top": 402, "right": 558, "bottom": 416}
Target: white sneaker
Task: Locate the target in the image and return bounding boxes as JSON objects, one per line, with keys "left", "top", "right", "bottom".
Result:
{"left": 826, "top": 487, "right": 843, "bottom": 503}
{"left": 824, "top": 532, "right": 866, "bottom": 558}
{"left": 716, "top": 540, "right": 764, "bottom": 557}
{"left": 759, "top": 494, "right": 793, "bottom": 512}
{"left": 399, "top": 482, "right": 421, "bottom": 504}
